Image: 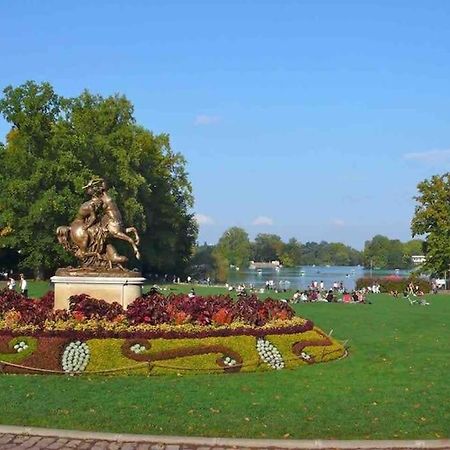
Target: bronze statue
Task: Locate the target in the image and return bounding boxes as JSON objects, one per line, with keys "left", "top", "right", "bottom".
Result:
{"left": 57, "top": 178, "right": 140, "bottom": 271}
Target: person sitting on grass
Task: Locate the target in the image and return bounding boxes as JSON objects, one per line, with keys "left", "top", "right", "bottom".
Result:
{"left": 358, "top": 290, "right": 370, "bottom": 303}
{"left": 291, "top": 290, "right": 301, "bottom": 303}
{"left": 415, "top": 289, "right": 430, "bottom": 305}
{"left": 326, "top": 289, "right": 334, "bottom": 302}
{"left": 342, "top": 291, "right": 352, "bottom": 303}
{"left": 390, "top": 290, "right": 399, "bottom": 298}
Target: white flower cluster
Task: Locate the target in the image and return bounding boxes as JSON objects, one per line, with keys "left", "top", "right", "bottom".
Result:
{"left": 300, "top": 351, "right": 312, "bottom": 361}
{"left": 62, "top": 341, "right": 90, "bottom": 374}
{"left": 223, "top": 356, "right": 237, "bottom": 367}
{"left": 130, "top": 343, "right": 146, "bottom": 354}
{"left": 256, "top": 338, "right": 285, "bottom": 370}
{"left": 13, "top": 341, "right": 29, "bottom": 352}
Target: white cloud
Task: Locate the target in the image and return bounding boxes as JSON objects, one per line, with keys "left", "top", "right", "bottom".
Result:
{"left": 252, "top": 216, "right": 274, "bottom": 226}
{"left": 194, "top": 114, "right": 220, "bottom": 126}
{"left": 331, "top": 218, "right": 345, "bottom": 227}
{"left": 194, "top": 213, "right": 215, "bottom": 225}
{"left": 403, "top": 149, "right": 450, "bottom": 164}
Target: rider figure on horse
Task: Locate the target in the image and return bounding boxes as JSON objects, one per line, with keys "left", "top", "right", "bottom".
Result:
{"left": 56, "top": 177, "right": 140, "bottom": 270}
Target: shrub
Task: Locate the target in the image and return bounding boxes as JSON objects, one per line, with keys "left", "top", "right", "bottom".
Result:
{"left": 0, "top": 289, "right": 54, "bottom": 325}
{"left": 355, "top": 276, "right": 431, "bottom": 293}
{"left": 68, "top": 294, "right": 124, "bottom": 321}
{"left": 39, "top": 291, "right": 55, "bottom": 310}
{"left": 126, "top": 293, "right": 294, "bottom": 327}
{"left": 0, "top": 289, "right": 26, "bottom": 315}
{"left": 0, "top": 289, "right": 295, "bottom": 329}
{"left": 126, "top": 293, "right": 171, "bottom": 325}
{"left": 232, "top": 296, "right": 295, "bottom": 326}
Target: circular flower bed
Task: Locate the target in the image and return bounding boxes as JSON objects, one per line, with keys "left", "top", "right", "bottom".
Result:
{"left": 0, "top": 289, "right": 347, "bottom": 375}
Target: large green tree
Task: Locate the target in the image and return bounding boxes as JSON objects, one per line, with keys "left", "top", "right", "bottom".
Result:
{"left": 411, "top": 173, "right": 450, "bottom": 275}
{"left": 0, "top": 81, "right": 197, "bottom": 278}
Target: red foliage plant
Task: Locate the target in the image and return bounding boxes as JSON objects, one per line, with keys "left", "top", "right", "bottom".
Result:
{"left": 126, "top": 293, "right": 171, "bottom": 325}
{"left": 126, "top": 293, "right": 294, "bottom": 327}
{"left": 0, "top": 289, "right": 54, "bottom": 325}
{"left": 68, "top": 294, "right": 124, "bottom": 321}
{"left": 212, "top": 307, "right": 233, "bottom": 325}
{"left": 0, "top": 288, "right": 295, "bottom": 329}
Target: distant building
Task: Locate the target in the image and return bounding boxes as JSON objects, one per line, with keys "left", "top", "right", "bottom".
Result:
{"left": 249, "top": 260, "right": 281, "bottom": 269}
{"left": 411, "top": 255, "right": 426, "bottom": 265}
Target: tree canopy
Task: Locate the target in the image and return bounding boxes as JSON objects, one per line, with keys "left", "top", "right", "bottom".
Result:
{"left": 411, "top": 173, "right": 450, "bottom": 275}
{"left": 0, "top": 81, "right": 197, "bottom": 278}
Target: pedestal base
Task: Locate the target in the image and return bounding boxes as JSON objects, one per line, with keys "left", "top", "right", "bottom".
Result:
{"left": 50, "top": 275, "right": 146, "bottom": 310}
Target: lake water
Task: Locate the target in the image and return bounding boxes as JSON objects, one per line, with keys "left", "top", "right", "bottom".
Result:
{"left": 227, "top": 265, "right": 412, "bottom": 291}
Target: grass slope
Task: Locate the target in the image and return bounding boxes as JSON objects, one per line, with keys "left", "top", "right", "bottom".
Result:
{"left": 0, "top": 284, "right": 448, "bottom": 439}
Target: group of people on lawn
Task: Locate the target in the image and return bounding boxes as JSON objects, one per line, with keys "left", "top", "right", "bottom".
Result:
{"left": 390, "top": 282, "right": 429, "bottom": 305}
{"left": 290, "top": 287, "right": 368, "bottom": 304}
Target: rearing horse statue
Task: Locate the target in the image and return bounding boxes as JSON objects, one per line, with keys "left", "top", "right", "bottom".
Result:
{"left": 96, "top": 179, "right": 140, "bottom": 260}
{"left": 56, "top": 178, "right": 140, "bottom": 270}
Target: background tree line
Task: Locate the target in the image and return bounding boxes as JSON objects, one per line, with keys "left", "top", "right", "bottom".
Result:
{"left": 189, "top": 228, "right": 424, "bottom": 282}
{"left": 0, "top": 81, "right": 197, "bottom": 278}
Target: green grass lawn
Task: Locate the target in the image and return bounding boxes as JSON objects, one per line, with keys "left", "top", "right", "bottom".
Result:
{"left": 0, "top": 282, "right": 448, "bottom": 439}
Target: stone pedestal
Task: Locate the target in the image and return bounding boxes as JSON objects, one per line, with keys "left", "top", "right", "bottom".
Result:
{"left": 51, "top": 275, "right": 146, "bottom": 310}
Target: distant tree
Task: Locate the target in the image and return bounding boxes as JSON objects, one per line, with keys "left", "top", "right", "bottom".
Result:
{"left": 280, "top": 237, "right": 302, "bottom": 267}
{"left": 403, "top": 239, "right": 424, "bottom": 256}
{"left": 363, "top": 235, "right": 414, "bottom": 269}
{"left": 300, "top": 241, "right": 362, "bottom": 266}
{"left": 363, "top": 235, "right": 391, "bottom": 269}
{"left": 327, "top": 242, "right": 352, "bottom": 266}
{"left": 300, "top": 241, "right": 321, "bottom": 265}
{"left": 253, "top": 233, "right": 284, "bottom": 262}
{"left": 214, "top": 227, "right": 251, "bottom": 269}
{"left": 411, "top": 173, "right": 450, "bottom": 275}
{"left": 0, "top": 81, "right": 197, "bottom": 278}
{"left": 386, "top": 239, "right": 404, "bottom": 269}
{"left": 188, "top": 243, "right": 217, "bottom": 280}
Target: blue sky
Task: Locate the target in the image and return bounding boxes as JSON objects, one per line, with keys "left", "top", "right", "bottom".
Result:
{"left": 2, "top": 0, "right": 450, "bottom": 249}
